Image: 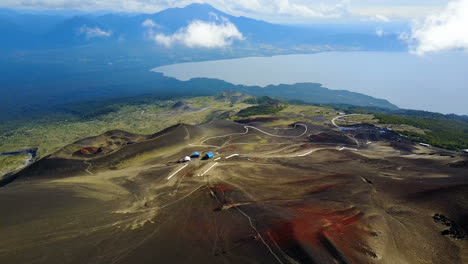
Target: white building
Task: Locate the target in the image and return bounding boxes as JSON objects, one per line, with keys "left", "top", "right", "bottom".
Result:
{"left": 183, "top": 156, "right": 191, "bottom": 162}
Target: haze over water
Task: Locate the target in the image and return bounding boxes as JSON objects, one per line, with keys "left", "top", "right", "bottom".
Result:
{"left": 154, "top": 52, "right": 468, "bottom": 115}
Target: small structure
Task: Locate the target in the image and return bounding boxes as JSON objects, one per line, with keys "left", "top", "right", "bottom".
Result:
{"left": 191, "top": 152, "right": 200, "bottom": 158}
{"left": 419, "top": 143, "right": 431, "bottom": 148}
{"left": 204, "top": 152, "right": 214, "bottom": 159}
{"left": 462, "top": 149, "right": 468, "bottom": 154}
{"left": 183, "top": 156, "right": 191, "bottom": 162}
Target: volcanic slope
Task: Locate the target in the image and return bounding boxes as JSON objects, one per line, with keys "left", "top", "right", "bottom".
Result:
{"left": 1, "top": 119, "right": 467, "bottom": 264}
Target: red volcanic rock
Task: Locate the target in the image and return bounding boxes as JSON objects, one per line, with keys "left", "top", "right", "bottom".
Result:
{"left": 213, "top": 185, "right": 234, "bottom": 192}
{"left": 266, "top": 205, "right": 367, "bottom": 263}
{"left": 307, "top": 183, "right": 345, "bottom": 194}
{"left": 79, "top": 147, "right": 102, "bottom": 155}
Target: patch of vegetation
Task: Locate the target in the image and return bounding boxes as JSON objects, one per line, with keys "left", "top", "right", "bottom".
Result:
{"left": 215, "top": 91, "right": 252, "bottom": 105}
{"left": 237, "top": 96, "right": 287, "bottom": 117}
{"left": 345, "top": 107, "right": 468, "bottom": 150}
{"left": 82, "top": 105, "right": 121, "bottom": 119}
{"left": 335, "top": 114, "right": 377, "bottom": 125}
{"left": 376, "top": 114, "right": 468, "bottom": 150}
{"left": 237, "top": 104, "right": 286, "bottom": 117}
{"left": 244, "top": 96, "right": 286, "bottom": 105}
{"left": 0, "top": 95, "right": 251, "bottom": 160}
{"left": 0, "top": 155, "right": 28, "bottom": 177}
{"left": 62, "top": 95, "right": 177, "bottom": 120}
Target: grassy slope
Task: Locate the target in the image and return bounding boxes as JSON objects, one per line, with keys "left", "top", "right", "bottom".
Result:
{"left": 0, "top": 95, "right": 335, "bottom": 160}
{"left": 0, "top": 96, "right": 250, "bottom": 158}
{"left": 2, "top": 95, "right": 467, "bottom": 178}
{"left": 344, "top": 108, "right": 468, "bottom": 150}
{"left": 236, "top": 96, "right": 287, "bottom": 117}
{"left": 375, "top": 113, "right": 468, "bottom": 150}
{"left": 0, "top": 155, "right": 28, "bottom": 176}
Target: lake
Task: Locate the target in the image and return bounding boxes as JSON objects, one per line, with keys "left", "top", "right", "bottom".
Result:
{"left": 153, "top": 52, "right": 468, "bottom": 115}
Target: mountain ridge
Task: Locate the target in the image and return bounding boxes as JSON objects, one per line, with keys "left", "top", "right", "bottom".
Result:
{"left": 182, "top": 77, "right": 399, "bottom": 109}
{"left": 0, "top": 3, "right": 405, "bottom": 51}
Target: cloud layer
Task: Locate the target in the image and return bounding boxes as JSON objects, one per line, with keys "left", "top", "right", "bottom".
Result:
{"left": 78, "top": 25, "right": 112, "bottom": 39}
{"left": 2, "top": 0, "right": 350, "bottom": 18}
{"left": 154, "top": 18, "right": 244, "bottom": 48}
{"left": 1, "top": 0, "right": 438, "bottom": 22}
{"left": 371, "top": 14, "right": 390, "bottom": 23}
{"left": 407, "top": 0, "right": 468, "bottom": 55}
{"left": 258, "top": 0, "right": 350, "bottom": 18}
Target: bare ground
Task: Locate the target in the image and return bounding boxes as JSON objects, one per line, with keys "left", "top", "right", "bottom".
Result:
{"left": 1, "top": 119, "right": 467, "bottom": 264}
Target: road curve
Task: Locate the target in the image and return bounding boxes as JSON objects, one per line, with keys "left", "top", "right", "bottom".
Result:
{"left": 331, "top": 114, "right": 367, "bottom": 128}
{"left": 200, "top": 123, "right": 308, "bottom": 145}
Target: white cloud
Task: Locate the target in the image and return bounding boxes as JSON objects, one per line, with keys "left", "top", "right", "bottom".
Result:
{"left": 373, "top": 14, "right": 390, "bottom": 22}
{"left": 141, "top": 19, "right": 160, "bottom": 39}
{"left": 398, "top": 31, "right": 410, "bottom": 41}
{"left": 351, "top": 5, "right": 443, "bottom": 20}
{"left": 78, "top": 25, "right": 112, "bottom": 39}
{"left": 0, "top": 0, "right": 354, "bottom": 21}
{"left": 142, "top": 19, "right": 158, "bottom": 28}
{"left": 270, "top": 0, "right": 350, "bottom": 18}
{"left": 0, "top": 0, "right": 453, "bottom": 23}
{"left": 142, "top": 19, "right": 158, "bottom": 39}
{"left": 406, "top": 0, "right": 468, "bottom": 55}
{"left": 154, "top": 18, "right": 244, "bottom": 48}
{"left": 375, "top": 27, "right": 384, "bottom": 37}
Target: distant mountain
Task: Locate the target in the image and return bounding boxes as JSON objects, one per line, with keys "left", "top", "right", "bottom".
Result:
{"left": 0, "top": 3, "right": 406, "bottom": 51}
{"left": 0, "top": 3, "right": 400, "bottom": 120}
{"left": 143, "top": 3, "right": 228, "bottom": 31}
{"left": 247, "top": 83, "right": 399, "bottom": 109}
{"left": 180, "top": 77, "right": 399, "bottom": 109}
{"left": 0, "top": 66, "right": 398, "bottom": 122}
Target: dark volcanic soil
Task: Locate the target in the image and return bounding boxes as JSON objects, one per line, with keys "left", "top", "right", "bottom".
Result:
{"left": 1, "top": 120, "right": 467, "bottom": 264}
